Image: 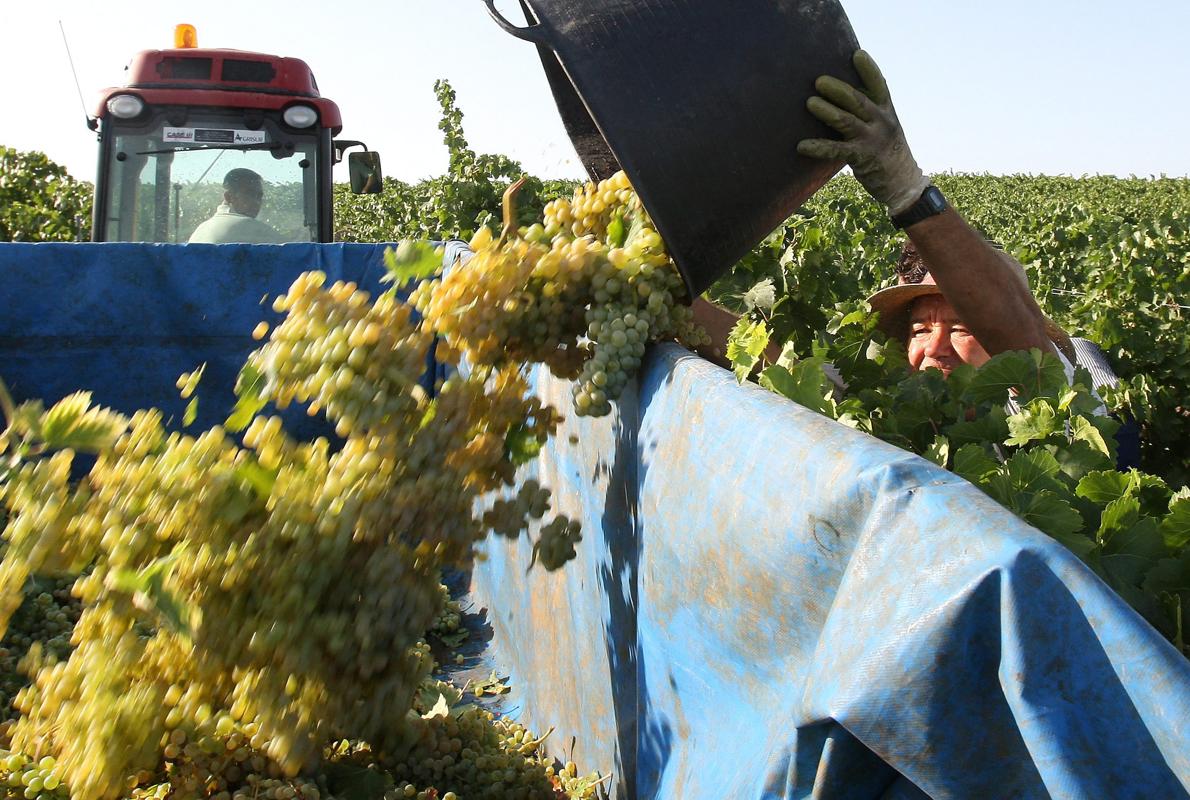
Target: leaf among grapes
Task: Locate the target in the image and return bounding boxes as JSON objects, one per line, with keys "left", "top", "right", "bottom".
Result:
{"left": 183, "top": 397, "right": 198, "bottom": 427}
{"left": 726, "top": 317, "right": 770, "bottom": 383}
{"left": 505, "top": 422, "right": 544, "bottom": 466}
{"left": 3, "top": 398, "right": 44, "bottom": 440}
{"left": 109, "top": 551, "right": 193, "bottom": 635}
{"left": 468, "top": 671, "right": 510, "bottom": 697}
{"left": 235, "top": 459, "right": 278, "bottom": 499}
{"left": 226, "top": 363, "right": 268, "bottom": 432}
{"left": 322, "top": 761, "right": 393, "bottom": 800}
{"left": 37, "top": 392, "right": 128, "bottom": 453}
{"left": 383, "top": 240, "right": 443, "bottom": 287}
{"left": 176, "top": 362, "right": 206, "bottom": 400}
{"left": 421, "top": 693, "right": 452, "bottom": 720}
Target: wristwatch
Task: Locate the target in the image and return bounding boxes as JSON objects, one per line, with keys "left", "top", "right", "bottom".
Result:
{"left": 892, "top": 186, "right": 949, "bottom": 229}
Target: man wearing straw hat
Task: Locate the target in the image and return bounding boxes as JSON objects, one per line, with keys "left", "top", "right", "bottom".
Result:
{"left": 866, "top": 239, "right": 1079, "bottom": 379}
{"left": 794, "top": 50, "right": 1082, "bottom": 378}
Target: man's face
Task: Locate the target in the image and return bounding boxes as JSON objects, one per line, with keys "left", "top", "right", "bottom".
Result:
{"left": 906, "top": 295, "right": 990, "bottom": 377}
{"left": 226, "top": 181, "right": 264, "bottom": 218}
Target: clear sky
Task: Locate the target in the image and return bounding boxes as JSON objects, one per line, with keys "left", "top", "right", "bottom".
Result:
{"left": 3, "top": 0, "right": 1188, "bottom": 185}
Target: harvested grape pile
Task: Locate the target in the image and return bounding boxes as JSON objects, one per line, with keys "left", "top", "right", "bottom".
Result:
{"left": 0, "top": 172, "right": 696, "bottom": 800}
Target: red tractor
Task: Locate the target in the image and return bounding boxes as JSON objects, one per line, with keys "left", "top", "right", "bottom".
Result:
{"left": 89, "top": 24, "right": 381, "bottom": 243}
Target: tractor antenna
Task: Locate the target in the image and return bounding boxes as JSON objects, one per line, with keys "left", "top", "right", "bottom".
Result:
{"left": 59, "top": 20, "right": 98, "bottom": 131}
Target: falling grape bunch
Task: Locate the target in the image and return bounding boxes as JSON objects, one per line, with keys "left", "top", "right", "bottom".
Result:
{"left": 0, "top": 171, "right": 699, "bottom": 800}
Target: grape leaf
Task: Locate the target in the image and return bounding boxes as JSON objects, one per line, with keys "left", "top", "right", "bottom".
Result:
{"left": 952, "top": 443, "right": 999, "bottom": 484}
{"left": 1160, "top": 497, "right": 1190, "bottom": 549}
{"left": 1016, "top": 490, "right": 1085, "bottom": 539}
{"left": 421, "top": 693, "right": 451, "bottom": 720}
{"left": 726, "top": 317, "right": 770, "bottom": 383}
{"left": 1049, "top": 440, "right": 1113, "bottom": 482}
{"left": 37, "top": 392, "right": 128, "bottom": 453}
{"left": 178, "top": 363, "right": 206, "bottom": 400}
{"left": 989, "top": 448, "right": 1067, "bottom": 497}
{"left": 469, "top": 671, "right": 510, "bottom": 697}
{"left": 1144, "top": 551, "right": 1190, "bottom": 597}
{"left": 743, "top": 278, "right": 777, "bottom": 311}
{"left": 1101, "top": 515, "right": 1165, "bottom": 591}
{"left": 606, "top": 212, "right": 627, "bottom": 248}
{"left": 1072, "top": 414, "right": 1118, "bottom": 459}
{"left": 1076, "top": 470, "right": 1134, "bottom": 505}
{"left": 226, "top": 363, "right": 268, "bottom": 432}
{"left": 505, "top": 422, "right": 544, "bottom": 466}
{"left": 759, "top": 361, "right": 835, "bottom": 417}
{"left": 923, "top": 435, "right": 950, "bottom": 467}
{"left": 39, "top": 391, "right": 90, "bottom": 439}
{"left": 183, "top": 397, "right": 198, "bottom": 427}
{"left": 1005, "top": 399, "right": 1060, "bottom": 446}
{"left": 322, "top": 762, "right": 393, "bottom": 800}
{"left": 1098, "top": 495, "right": 1142, "bottom": 542}
{"left": 945, "top": 406, "right": 1010, "bottom": 448}
{"left": 235, "top": 460, "right": 278, "bottom": 499}
{"left": 110, "top": 550, "right": 192, "bottom": 634}
{"left": 382, "top": 240, "right": 443, "bottom": 287}
{"left": 961, "top": 349, "right": 1065, "bottom": 405}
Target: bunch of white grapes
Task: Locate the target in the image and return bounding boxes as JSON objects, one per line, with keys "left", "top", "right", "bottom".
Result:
{"left": 414, "top": 171, "right": 708, "bottom": 418}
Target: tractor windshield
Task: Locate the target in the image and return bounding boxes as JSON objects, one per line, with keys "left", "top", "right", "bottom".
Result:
{"left": 99, "top": 111, "right": 320, "bottom": 244}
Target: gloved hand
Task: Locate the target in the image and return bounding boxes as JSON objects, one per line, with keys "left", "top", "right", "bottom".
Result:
{"left": 797, "top": 50, "right": 930, "bottom": 216}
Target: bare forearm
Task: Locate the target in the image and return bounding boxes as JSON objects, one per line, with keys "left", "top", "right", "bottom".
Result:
{"left": 906, "top": 209, "right": 1051, "bottom": 355}
{"left": 691, "top": 299, "right": 738, "bottom": 367}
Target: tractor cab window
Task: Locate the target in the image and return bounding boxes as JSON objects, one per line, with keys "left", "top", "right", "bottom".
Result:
{"left": 100, "top": 112, "right": 319, "bottom": 244}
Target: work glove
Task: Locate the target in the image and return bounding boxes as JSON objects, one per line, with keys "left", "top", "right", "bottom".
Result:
{"left": 797, "top": 50, "right": 930, "bottom": 216}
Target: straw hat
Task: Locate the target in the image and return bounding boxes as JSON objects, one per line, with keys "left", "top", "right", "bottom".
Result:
{"left": 866, "top": 260, "right": 1076, "bottom": 363}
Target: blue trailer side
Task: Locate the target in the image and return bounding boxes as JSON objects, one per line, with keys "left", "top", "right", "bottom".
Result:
{"left": 474, "top": 345, "right": 1190, "bottom": 799}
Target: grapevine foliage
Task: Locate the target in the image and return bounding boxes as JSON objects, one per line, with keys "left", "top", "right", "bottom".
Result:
{"left": 728, "top": 302, "right": 1190, "bottom": 656}
{"left": 705, "top": 174, "right": 1190, "bottom": 486}
{"left": 0, "top": 148, "right": 92, "bottom": 243}
{"left": 333, "top": 81, "right": 576, "bottom": 244}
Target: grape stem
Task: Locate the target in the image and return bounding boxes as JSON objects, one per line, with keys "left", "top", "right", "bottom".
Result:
{"left": 499, "top": 177, "right": 529, "bottom": 245}
{"left": 0, "top": 377, "right": 14, "bottom": 429}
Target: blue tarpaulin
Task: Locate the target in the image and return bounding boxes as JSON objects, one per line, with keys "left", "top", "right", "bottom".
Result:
{"left": 1, "top": 243, "right": 1188, "bottom": 799}
{"left": 0, "top": 242, "right": 420, "bottom": 438}
{"left": 471, "top": 345, "right": 1190, "bottom": 799}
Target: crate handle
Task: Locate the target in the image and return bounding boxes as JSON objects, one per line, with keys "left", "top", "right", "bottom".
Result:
{"left": 484, "top": 0, "right": 551, "bottom": 47}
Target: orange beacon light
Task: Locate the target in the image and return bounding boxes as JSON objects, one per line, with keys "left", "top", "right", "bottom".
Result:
{"left": 174, "top": 24, "right": 198, "bottom": 49}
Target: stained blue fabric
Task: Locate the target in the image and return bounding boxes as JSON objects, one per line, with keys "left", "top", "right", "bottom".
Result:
{"left": 470, "top": 344, "right": 1190, "bottom": 800}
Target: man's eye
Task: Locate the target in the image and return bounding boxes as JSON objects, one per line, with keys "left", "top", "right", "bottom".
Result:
{"left": 911, "top": 327, "right": 929, "bottom": 337}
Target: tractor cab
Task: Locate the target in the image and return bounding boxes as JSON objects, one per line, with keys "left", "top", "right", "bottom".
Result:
{"left": 90, "top": 25, "right": 381, "bottom": 243}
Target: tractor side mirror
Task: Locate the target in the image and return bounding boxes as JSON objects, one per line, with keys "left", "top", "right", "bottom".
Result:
{"left": 348, "top": 151, "right": 383, "bottom": 194}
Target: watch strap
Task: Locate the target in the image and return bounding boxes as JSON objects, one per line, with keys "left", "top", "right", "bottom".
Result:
{"left": 892, "top": 186, "right": 948, "bottom": 229}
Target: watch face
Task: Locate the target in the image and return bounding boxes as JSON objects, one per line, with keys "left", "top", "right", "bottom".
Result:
{"left": 925, "top": 187, "right": 947, "bottom": 213}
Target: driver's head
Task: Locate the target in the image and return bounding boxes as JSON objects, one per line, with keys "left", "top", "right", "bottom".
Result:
{"left": 223, "top": 169, "right": 264, "bottom": 218}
